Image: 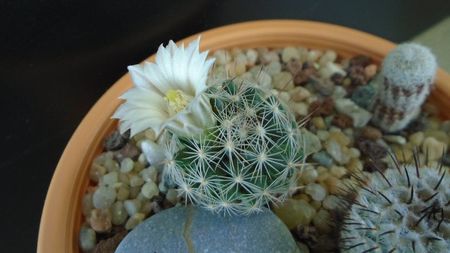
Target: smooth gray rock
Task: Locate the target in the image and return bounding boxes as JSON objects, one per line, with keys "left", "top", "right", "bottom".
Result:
{"left": 115, "top": 206, "right": 300, "bottom": 253}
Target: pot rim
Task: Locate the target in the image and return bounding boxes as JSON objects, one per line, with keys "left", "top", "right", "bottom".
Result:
{"left": 37, "top": 19, "right": 450, "bottom": 253}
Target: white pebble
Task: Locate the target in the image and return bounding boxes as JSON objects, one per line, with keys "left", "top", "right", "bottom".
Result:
{"left": 272, "top": 72, "right": 293, "bottom": 91}
{"left": 166, "top": 189, "right": 179, "bottom": 204}
{"left": 130, "top": 175, "right": 145, "bottom": 187}
{"left": 124, "top": 199, "right": 142, "bottom": 216}
{"left": 104, "top": 158, "right": 119, "bottom": 172}
{"left": 90, "top": 163, "right": 106, "bottom": 182}
{"left": 383, "top": 135, "right": 407, "bottom": 145}
{"left": 101, "top": 171, "right": 118, "bottom": 187}
{"left": 330, "top": 166, "right": 347, "bottom": 178}
{"left": 305, "top": 183, "right": 327, "bottom": 201}
{"left": 260, "top": 51, "right": 279, "bottom": 63}
{"left": 349, "top": 148, "right": 361, "bottom": 158}
{"left": 278, "top": 91, "right": 290, "bottom": 103}
{"left": 234, "top": 53, "right": 248, "bottom": 75}
{"left": 213, "top": 50, "right": 230, "bottom": 65}
{"left": 319, "top": 50, "right": 337, "bottom": 65}
{"left": 266, "top": 61, "right": 282, "bottom": 75}
{"left": 119, "top": 173, "right": 130, "bottom": 185}
{"left": 297, "top": 47, "right": 309, "bottom": 62}
{"left": 117, "top": 185, "right": 130, "bottom": 201}
{"left": 255, "top": 70, "right": 272, "bottom": 90}
{"left": 111, "top": 201, "right": 128, "bottom": 225}
{"left": 319, "top": 62, "right": 346, "bottom": 79}
{"left": 141, "top": 181, "right": 159, "bottom": 199}
{"left": 125, "top": 213, "right": 146, "bottom": 230}
{"left": 82, "top": 193, "right": 94, "bottom": 218}
{"left": 140, "top": 166, "right": 158, "bottom": 183}
{"left": 307, "top": 50, "right": 322, "bottom": 62}
{"left": 290, "top": 86, "right": 311, "bottom": 102}
{"left": 322, "top": 195, "right": 340, "bottom": 210}
{"left": 301, "top": 166, "right": 318, "bottom": 184}
{"left": 92, "top": 186, "right": 116, "bottom": 209}
{"left": 120, "top": 158, "right": 134, "bottom": 173}
{"left": 282, "top": 47, "right": 300, "bottom": 62}
{"left": 246, "top": 49, "right": 258, "bottom": 66}
{"left": 313, "top": 209, "right": 332, "bottom": 233}
{"left": 79, "top": 227, "right": 96, "bottom": 251}
{"left": 316, "top": 130, "right": 330, "bottom": 141}
{"left": 292, "top": 102, "right": 308, "bottom": 116}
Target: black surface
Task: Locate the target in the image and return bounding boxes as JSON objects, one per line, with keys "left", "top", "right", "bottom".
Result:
{"left": 1, "top": 0, "right": 449, "bottom": 251}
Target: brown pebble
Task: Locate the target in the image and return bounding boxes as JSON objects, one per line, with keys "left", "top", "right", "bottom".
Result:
{"left": 356, "top": 138, "right": 387, "bottom": 159}
{"left": 312, "top": 78, "right": 335, "bottom": 96}
{"left": 349, "top": 55, "right": 371, "bottom": 67}
{"left": 286, "top": 59, "right": 303, "bottom": 75}
{"left": 361, "top": 126, "right": 382, "bottom": 140}
{"left": 115, "top": 143, "right": 140, "bottom": 161}
{"left": 347, "top": 65, "right": 367, "bottom": 86}
{"left": 295, "top": 225, "right": 318, "bottom": 244}
{"left": 90, "top": 209, "right": 112, "bottom": 233}
{"left": 308, "top": 97, "right": 335, "bottom": 117}
{"left": 364, "top": 64, "right": 377, "bottom": 79}
{"left": 294, "top": 64, "right": 317, "bottom": 85}
{"left": 94, "top": 230, "right": 128, "bottom": 253}
{"left": 330, "top": 73, "right": 344, "bottom": 85}
{"left": 332, "top": 114, "right": 353, "bottom": 128}
{"left": 104, "top": 130, "right": 129, "bottom": 151}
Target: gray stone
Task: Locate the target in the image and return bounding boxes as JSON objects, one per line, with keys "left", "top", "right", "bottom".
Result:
{"left": 301, "top": 129, "right": 322, "bottom": 156}
{"left": 116, "top": 206, "right": 299, "bottom": 253}
{"left": 312, "top": 151, "right": 334, "bottom": 167}
{"left": 351, "top": 84, "right": 377, "bottom": 110}
{"left": 335, "top": 98, "right": 372, "bottom": 128}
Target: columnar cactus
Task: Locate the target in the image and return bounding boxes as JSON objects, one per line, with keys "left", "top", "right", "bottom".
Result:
{"left": 162, "top": 80, "right": 304, "bottom": 215}
{"left": 371, "top": 43, "right": 437, "bottom": 132}
{"left": 340, "top": 159, "right": 450, "bottom": 252}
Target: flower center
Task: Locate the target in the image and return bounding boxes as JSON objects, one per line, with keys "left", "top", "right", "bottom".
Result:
{"left": 165, "top": 89, "right": 191, "bottom": 115}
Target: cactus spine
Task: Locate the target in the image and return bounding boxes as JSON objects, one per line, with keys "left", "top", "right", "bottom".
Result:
{"left": 340, "top": 155, "right": 450, "bottom": 253}
{"left": 371, "top": 43, "right": 437, "bottom": 132}
{"left": 163, "top": 80, "right": 304, "bottom": 215}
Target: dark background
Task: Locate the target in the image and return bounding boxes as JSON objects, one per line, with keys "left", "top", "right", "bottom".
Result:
{"left": 1, "top": 0, "right": 449, "bottom": 251}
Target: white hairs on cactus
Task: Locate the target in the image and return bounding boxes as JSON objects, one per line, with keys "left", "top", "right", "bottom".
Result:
{"left": 340, "top": 156, "right": 450, "bottom": 253}
{"left": 163, "top": 80, "right": 305, "bottom": 215}
{"left": 371, "top": 43, "right": 437, "bottom": 132}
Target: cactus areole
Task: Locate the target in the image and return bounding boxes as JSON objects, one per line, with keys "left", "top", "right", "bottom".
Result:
{"left": 163, "top": 80, "right": 304, "bottom": 215}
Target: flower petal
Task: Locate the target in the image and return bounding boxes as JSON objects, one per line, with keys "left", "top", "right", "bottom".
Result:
{"left": 141, "top": 140, "right": 165, "bottom": 166}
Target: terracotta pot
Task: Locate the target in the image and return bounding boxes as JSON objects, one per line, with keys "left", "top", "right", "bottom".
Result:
{"left": 37, "top": 20, "right": 450, "bottom": 253}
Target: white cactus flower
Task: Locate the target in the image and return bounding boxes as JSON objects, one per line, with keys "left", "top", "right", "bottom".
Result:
{"left": 113, "top": 38, "right": 215, "bottom": 137}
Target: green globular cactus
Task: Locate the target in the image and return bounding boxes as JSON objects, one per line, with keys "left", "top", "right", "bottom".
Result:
{"left": 339, "top": 158, "right": 450, "bottom": 253}
{"left": 163, "top": 80, "right": 304, "bottom": 215}
{"left": 371, "top": 43, "right": 437, "bottom": 132}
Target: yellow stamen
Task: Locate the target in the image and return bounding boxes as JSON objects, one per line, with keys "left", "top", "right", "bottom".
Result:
{"left": 165, "top": 89, "right": 189, "bottom": 115}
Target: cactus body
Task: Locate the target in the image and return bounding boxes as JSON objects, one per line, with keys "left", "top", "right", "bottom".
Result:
{"left": 163, "top": 80, "right": 304, "bottom": 215}
{"left": 372, "top": 43, "right": 437, "bottom": 132}
{"left": 340, "top": 163, "right": 450, "bottom": 253}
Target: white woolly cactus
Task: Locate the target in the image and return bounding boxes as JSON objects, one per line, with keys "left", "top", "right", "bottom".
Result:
{"left": 372, "top": 43, "right": 437, "bottom": 132}
{"left": 340, "top": 156, "right": 450, "bottom": 253}
{"left": 162, "top": 80, "right": 304, "bottom": 215}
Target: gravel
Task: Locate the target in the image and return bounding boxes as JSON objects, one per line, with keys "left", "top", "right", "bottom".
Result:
{"left": 79, "top": 46, "right": 450, "bottom": 253}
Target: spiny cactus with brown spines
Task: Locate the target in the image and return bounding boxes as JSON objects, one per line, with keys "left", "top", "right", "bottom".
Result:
{"left": 339, "top": 152, "right": 450, "bottom": 253}
{"left": 371, "top": 43, "right": 437, "bottom": 132}
{"left": 162, "top": 80, "right": 305, "bottom": 215}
